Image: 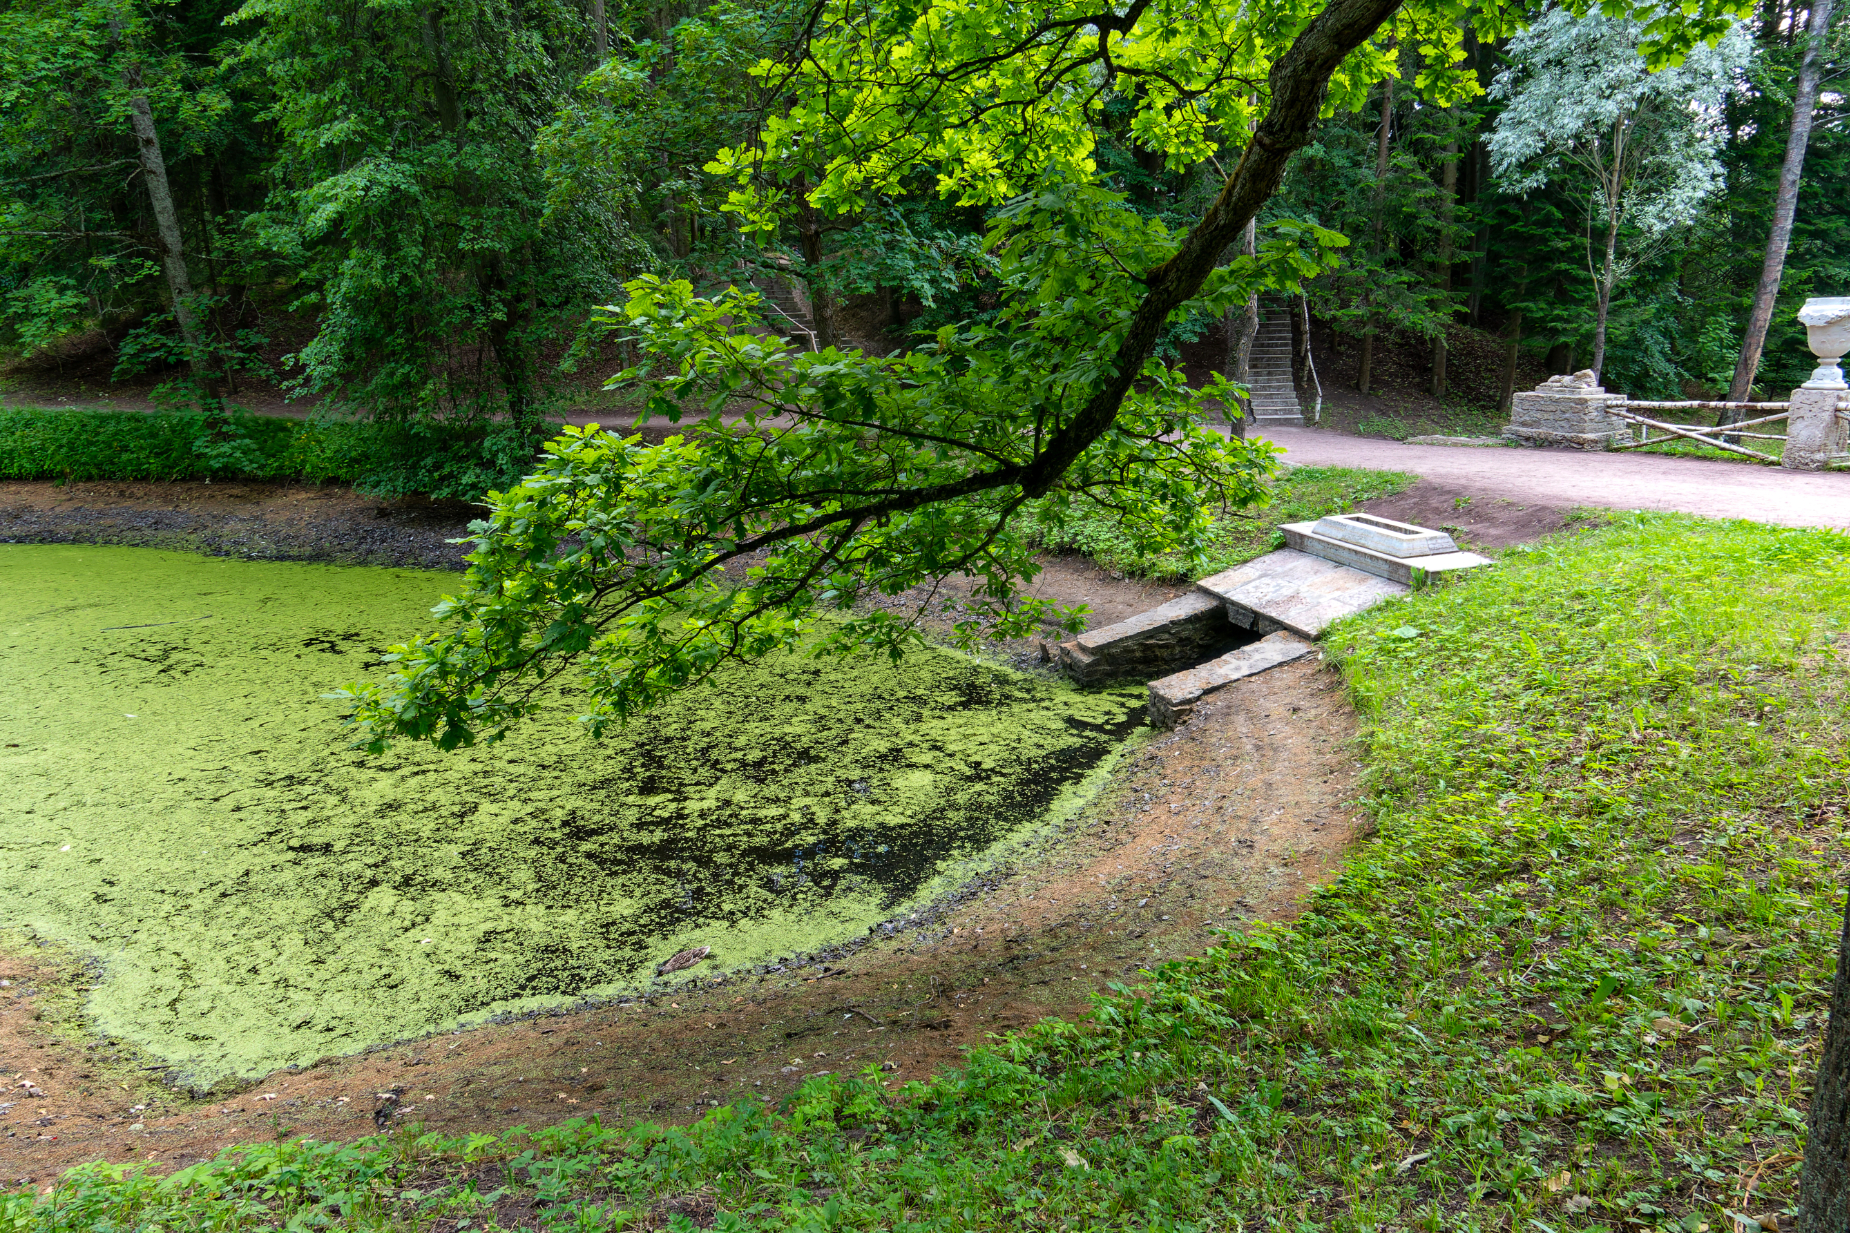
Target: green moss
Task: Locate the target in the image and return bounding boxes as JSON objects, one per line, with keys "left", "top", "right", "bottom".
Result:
{"left": 0, "top": 545, "right": 1143, "bottom": 1084}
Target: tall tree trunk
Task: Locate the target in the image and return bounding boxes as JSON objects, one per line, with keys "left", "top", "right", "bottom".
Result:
{"left": 1225, "top": 217, "right": 1259, "bottom": 429}
{"left": 591, "top": 0, "right": 608, "bottom": 61}
{"left": 1467, "top": 143, "right": 1492, "bottom": 327}
{"left": 1431, "top": 117, "right": 1458, "bottom": 397}
{"left": 1591, "top": 197, "right": 1620, "bottom": 378}
{"left": 1292, "top": 291, "right": 1312, "bottom": 389}
{"left": 1497, "top": 309, "right": 1524, "bottom": 415}
{"left": 1357, "top": 77, "right": 1394, "bottom": 395}
{"left": 796, "top": 197, "right": 837, "bottom": 349}
{"left": 421, "top": 7, "right": 463, "bottom": 135}
{"left": 124, "top": 89, "right": 216, "bottom": 405}
{"left": 1801, "top": 892, "right": 1850, "bottom": 1232}
{"left": 1726, "top": 0, "right": 1836, "bottom": 406}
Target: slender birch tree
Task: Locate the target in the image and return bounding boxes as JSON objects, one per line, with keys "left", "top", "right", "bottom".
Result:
{"left": 1489, "top": 7, "right": 1752, "bottom": 376}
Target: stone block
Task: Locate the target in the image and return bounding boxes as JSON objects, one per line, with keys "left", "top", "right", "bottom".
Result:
{"left": 1281, "top": 523, "right": 1492, "bottom": 587}
{"left": 1196, "top": 549, "right": 1407, "bottom": 639}
{"left": 1310, "top": 513, "right": 1457, "bottom": 558}
{"left": 1504, "top": 372, "right": 1629, "bottom": 449}
{"left": 1783, "top": 385, "right": 1849, "bottom": 471}
{"left": 1055, "top": 590, "right": 1235, "bottom": 685}
{"left": 1146, "top": 632, "right": 1316, "bottom": 728}
{"left": 1405, "top": 435, "right": 1508, "bottom": 447}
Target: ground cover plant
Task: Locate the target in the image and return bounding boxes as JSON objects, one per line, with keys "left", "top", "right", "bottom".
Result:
{"left": 1030, "top": 464, "right": 1417, "bottom": 580}
{"left": 0, "top": 545, "right": 1140, "bottom": 1084}
{"left": 10, "top": 510, "right": 1846, "bottom": 1228}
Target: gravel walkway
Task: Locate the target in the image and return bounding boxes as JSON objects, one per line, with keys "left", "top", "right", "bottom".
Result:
{"left": 1256, "top": 426, "right": 1850, "bottom": 531}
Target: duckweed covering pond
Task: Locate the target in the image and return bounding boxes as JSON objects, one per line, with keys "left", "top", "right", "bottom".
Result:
{"left": 0, "top": 545, "right": 1143, "bottom": 1084}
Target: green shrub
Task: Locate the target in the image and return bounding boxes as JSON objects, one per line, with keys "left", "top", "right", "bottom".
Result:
{"left": 0, "top": 408, "right": 550, "bottom": 499}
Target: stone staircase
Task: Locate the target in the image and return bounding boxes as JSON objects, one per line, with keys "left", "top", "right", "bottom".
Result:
{"left": 745, "top": 269, "right": 819, "bottom": 351}
{"left": 1246, "top": 297, "right": 1302, "bottom": 427}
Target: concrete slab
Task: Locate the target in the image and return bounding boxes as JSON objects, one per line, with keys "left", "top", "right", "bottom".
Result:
{"left": 1147, "top": 632, "right": 1316, "bottom": 727}
{"left": 1055, "top": 590, "right": 1234, "bottom": 685}
{"left": 1281, "top": 523, "right": 1492, "bottom": 586}
{"left": 1196, "top": 549, "right": 1407, "bottom": 639}
{"left": 1310, "top": 513, "right": 1457, "bottom": 557}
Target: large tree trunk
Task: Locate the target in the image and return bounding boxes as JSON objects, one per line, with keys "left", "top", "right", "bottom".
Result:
{"left": 591, "top": 0, "right": 608, "bottom": 61}
{"left": 1726, "top": 0, "right": 1836, "bottom": 406}
{"left": 1430, "top": 117, "right": 1458, "bottom": 397}
{"left": 1224, "top": 217, "right": 1259, "bottom": 432}
{"left": 1357, "top": 76, "right": 1394, "bottom": 395}
{"left": 1801, "top": 892, "right": 1850, "bottom": 1231}
{"left": 1497, "top": 309, "right": 1524, "bottom": 415}
{"left": 796, "top": 197, "right": 838, "bottom": 349}
{"left": 1466, "top": 143, "right": 1491, "bottom": 327}
{"left": 991, "top": 0, "right": 1416, "bottom": 499}
{"left": 1591, "top": 201, "right": 1619, "bottom": 378}
{"left": 124, "top": 89, "right": 216, "bottom": 405}
{"left": 1292, "top": 292, "right": 1312, "bottom": 390}
{"left": 421, "top": 7, "right": 463, "bottom": 134}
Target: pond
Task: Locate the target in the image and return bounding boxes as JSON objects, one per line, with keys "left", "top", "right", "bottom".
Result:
{"left": 0, "top": 545, "right": 1143, "bottom": 1085}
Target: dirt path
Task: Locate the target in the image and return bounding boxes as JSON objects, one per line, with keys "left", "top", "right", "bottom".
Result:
{"left": 1258, "top": 425, "right": 1850, "bottom": 530}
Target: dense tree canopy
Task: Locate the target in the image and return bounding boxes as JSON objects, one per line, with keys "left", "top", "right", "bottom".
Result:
{"left": 312, "top": 0, "right": 1748, "bottom": 750}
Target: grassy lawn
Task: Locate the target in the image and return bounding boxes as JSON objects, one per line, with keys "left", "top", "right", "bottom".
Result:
{"left": 1031, "top": 464, "right": 1417, "bottom": 581}
{"left": 9, "top": 511, "right": 1850, "bottom": 1232}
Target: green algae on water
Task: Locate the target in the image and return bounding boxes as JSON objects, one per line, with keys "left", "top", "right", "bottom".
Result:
{"left": 0, "top": 545, "right": 1143, "bottom": 1084}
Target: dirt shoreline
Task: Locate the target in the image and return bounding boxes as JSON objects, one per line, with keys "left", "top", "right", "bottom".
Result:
{"left": 1, "top": 477, "right": 1567, "bottom": 1183}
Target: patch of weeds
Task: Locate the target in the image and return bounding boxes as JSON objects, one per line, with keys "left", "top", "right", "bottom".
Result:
{"left": 1029, "top": 464, "right": 1417, "bottom": 581}
{"left": 1355, "top": 415, "right": 1416, "bottom": 441}
{"left": 1629, "top": 437, "right": 1783, "bottom": 465}
{"left": 9, "top": 512, "right": 1849, "bottom": 1232}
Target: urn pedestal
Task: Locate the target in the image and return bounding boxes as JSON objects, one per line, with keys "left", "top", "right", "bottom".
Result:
{"left": 1786, "top": 298, "right": 1850, "bottom": 471}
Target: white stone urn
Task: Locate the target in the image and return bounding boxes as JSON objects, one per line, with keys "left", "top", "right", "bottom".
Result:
{"left": 1797, "top": 296, "right": 1850, "bottom": 389}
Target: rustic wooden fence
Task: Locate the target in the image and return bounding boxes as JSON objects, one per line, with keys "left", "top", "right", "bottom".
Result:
{"left": 1606, "top": 399, "right": 1849, "bottom": 464}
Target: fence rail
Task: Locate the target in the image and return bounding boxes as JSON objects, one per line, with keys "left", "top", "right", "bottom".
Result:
{"left": 1607, "top": 401, "right": 1790, "bottom": 463}
{"left": 1605, "top": 395, "right": 1850, "bottom": 464}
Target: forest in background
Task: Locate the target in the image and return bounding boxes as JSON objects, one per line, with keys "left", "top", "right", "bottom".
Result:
{"left": 0, "top": 0, "right": 1845, "bottom": 495}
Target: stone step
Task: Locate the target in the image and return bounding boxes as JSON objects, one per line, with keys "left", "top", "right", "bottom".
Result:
{"left": 1279, "top": 520, "right": 1491, "bottom": 586}
{"left": 1196, "top": 549, "right": 1406, "bottom": 640}
{"left": 1147, "top": 632, "right": 1316, "bottom": 728}
{"left": 1054, "top": 591, "right": 1233, "bottom": 685}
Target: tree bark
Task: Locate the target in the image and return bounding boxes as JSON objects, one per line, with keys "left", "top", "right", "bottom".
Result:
{"left": 592, "top": 0, "right": 608, "bottom": 61}
{"left": 124, "top": 89, "right": 216, "bottom": 403}
{"left": 1497, "top": 309, "right": 1524, "bottom": 415}
{"left": 759, "top": 0, "right": 1415, "bottom": 511}
{"left": 1592, "top": 193, "right": 1620, "bottom": 378}
{"left": 1358, "top": 76, "right": 1394, "bottom": 395}
{"left": 1726, "top": 0, "right": 1836, "bottom": 406}
{"left": 796, "top": 196, "right": 837, "bottom": 349}
{"left": 1292, "top": 292, "right": 1312, "bottom": 389}
{"left": 1431, "top": 116, "right": 1458, "bottom": 397}
{"left": 1225, "top": 216, "right": 1259, "bottom": 431}
{"left": 421, "top": 7, "right": 463, "bottom": 135}
{"left": 1801, "top": 891, "right": 1850, "bottom": 1232}
{"left": 1467, "top": 142, "right": 1491, "bottom": 327}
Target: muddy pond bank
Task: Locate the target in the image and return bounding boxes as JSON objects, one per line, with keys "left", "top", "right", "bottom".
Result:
{"left": 1, "top": 545, "right": 1150, "bottom": 1086}
{"left": 4, "top": 655, "right": 1368, "bottom": 1183}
